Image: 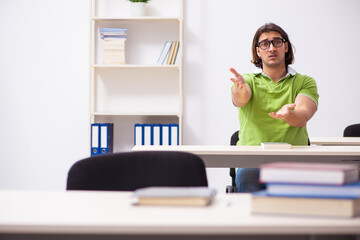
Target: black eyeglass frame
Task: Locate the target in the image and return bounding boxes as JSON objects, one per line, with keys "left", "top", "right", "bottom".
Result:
{"left": 257, "top": 38, "right": 286, "bottom": 50}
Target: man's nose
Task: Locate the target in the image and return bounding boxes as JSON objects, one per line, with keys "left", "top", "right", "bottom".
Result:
{"left": 269, "top": 43, "right": 276, "bottom": 51}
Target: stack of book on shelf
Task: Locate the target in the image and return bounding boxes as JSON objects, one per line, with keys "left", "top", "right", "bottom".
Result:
{"left": 99, "top": 28, "right": 128, "bottom": 65}
{"left": 90, "top": 123, "right": 114, "bottom": 156}
{"left": 157, "top": 41, "right": 180, "bottom": 65}
{"left": 132, "top": 187, "right": 217, "bottom": 206}
{"left": 134, "top": 123, "right": 179, "bottom": 146}
{"left": 251, "top": 162, "right": 360, "bottom": 218}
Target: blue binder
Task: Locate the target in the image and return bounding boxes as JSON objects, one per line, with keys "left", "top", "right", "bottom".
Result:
{"left": 170, "top": 124, "right": 179, "bottom": 145}
{"left": 161, "top": 124, "right": 170, "bottom": 145}
{"left": 143, "top": 124, "right": 152, "bottom": 145}
{"left": 152, "top": 124, "right": 161, "bottom": 145}
{"left": 134, "top": 123, "right": 143, "bottom": 145}
{"left": 91, "top": 123, "right": 100, "bottom": 156}
{"left": 100, "top": 123, "right": 114, "bottom": 154}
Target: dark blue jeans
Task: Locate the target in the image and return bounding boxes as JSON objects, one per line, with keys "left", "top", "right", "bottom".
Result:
{"left": 235, "top": 168, "right": 266, "bottom": 193}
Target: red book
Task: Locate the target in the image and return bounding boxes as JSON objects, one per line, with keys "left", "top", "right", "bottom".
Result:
{"left": 259, "top": 162, "right": 359, "bottom": 185}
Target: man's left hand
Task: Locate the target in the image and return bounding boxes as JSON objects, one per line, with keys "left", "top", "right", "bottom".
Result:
{"left": 269, "top": 103, "right": 296, "bottom": 119}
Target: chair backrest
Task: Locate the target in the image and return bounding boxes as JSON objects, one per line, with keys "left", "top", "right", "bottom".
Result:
{"left": 344, "top": 124, "right": 360, "bottom": 137}
{"left": 229, "top": 131, "right": 239, "bottom": 187}
{"left": 230, "top": 130, "right": 239, "bottom": 146}
{"left": 66, "top": 151, "right": 208, "bottom": 191}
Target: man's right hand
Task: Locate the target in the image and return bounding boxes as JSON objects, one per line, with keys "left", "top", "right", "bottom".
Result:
{"left": 230, "top": 67, "right": 251, "bottom": 107}
{"left": 230, "top": 67, "right": 246, "bottom": 88}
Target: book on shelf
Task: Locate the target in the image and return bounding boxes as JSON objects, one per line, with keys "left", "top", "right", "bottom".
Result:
{"left": 166, "top": 41, "right": 176, "bottom": 65}
{"left": 170, "top": 41, "right": 180, "bottom": 64}
{"left": 157, "top": 41, "right": 180, "bottom": 65}
{"left": 172, "top": 41, "right": 180, "bottom": 65}
{"left": 157, "top": 41, "right": 172, "bottom": 65}
{"left": 102, "top": 37, "right": 126, "bottom": 65}
{"left": 266, "top": 181, "right": 360, "bottom": 198}
{"left": 259, "top": 162, "right": 359, "bottom": 185}
{"left": 251, "top": 190, "right": 360, "bottom": 218}
{"left": 99, "top": 28, "right": 128, "bottom": 39}
{"left": 100, "top": 28, "right": 127, "bottom": 65}
{"left": 261, "top": 142, "right": 291, "bottom": 149}
{"left": 132, "top": 187, "right": 217, "bottom": 206}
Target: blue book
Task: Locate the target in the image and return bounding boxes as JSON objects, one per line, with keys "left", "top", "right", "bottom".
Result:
{"left": 251, "top": 190, "right": 360, "bottom": 217}
{"left": 99, "top": 28, "right": 128, "bottom": 39}
{"left": 266, "top": 181, "right": 360, "bottom": 199}
{"left": 157, "top": 41, "right": 172, "bottom": 65}
{"left": 99, "top": 28, "right": 128, "bottom": 33}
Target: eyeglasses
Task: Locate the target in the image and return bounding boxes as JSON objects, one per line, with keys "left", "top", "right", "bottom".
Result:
{"left": 258, "top": 38, "right": 285, "bottom": 50}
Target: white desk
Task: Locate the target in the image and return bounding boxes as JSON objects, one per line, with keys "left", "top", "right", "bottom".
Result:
{"left": 0, "top": 190, "right": 359, "bottom": 240}
{"left": 310, "top": 137, "right": 360, "bottom": 146}
{"left": 131, "top": 145, "right": 360, "bottom": 168}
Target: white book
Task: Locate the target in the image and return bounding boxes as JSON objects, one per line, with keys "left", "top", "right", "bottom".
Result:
{"left": 261, "top": 142, "right": 291, "bottom": 149}
{"left": 157, "top": 41, "right": 172, "bottom": 65}
{"left": 132, "top": 187, "right": 217, "bottom": 206}
{"left": 260, "top": 162, "right": 360, "bottom": 185}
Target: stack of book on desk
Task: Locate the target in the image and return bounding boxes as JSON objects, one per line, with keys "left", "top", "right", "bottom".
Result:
{"left": 251, "top": 162, "right": 360, "bottom": 217}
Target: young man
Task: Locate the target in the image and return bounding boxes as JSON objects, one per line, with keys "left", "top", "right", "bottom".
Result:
{"left": 230, "top": 23, "right": 319, "bottom": 192}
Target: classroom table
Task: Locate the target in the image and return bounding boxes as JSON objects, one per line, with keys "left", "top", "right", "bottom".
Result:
{"left": 131, "top": 145, "right": 360, "bottom": 168}
{"left": 310, "top": 137, "right": 360, "bottom": 146}
{"left": 0, "top": 190, "right": 359, "bottom": 240}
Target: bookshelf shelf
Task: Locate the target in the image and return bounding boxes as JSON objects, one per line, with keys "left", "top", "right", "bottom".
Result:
{"left": 92, "top": 64, "right": 180, "bottom": 69}
{"left": 92, "top": 112, "right": 180, "bottom": 116}
{"left": 90, "top": 0, "right": 183, "bottom": 153}
{"left": 91, "top": 17, "right": 181, "bottom": 22}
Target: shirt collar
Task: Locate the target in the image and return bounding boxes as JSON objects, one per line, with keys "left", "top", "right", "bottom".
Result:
{"left": 253, "top": 66, "right": 297, "bottom": 77}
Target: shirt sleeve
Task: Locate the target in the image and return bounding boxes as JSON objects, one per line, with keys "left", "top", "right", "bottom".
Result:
{"left": 298, "top": 75, "right": 319, "bottom": 107}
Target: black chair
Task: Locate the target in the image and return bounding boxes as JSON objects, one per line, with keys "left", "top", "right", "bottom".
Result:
{"left": 344, "top": 124, "right": 360, "bottom": 137}
{"left": 67, "top": 151, "right": 208, "bottom": 191}
{"left": 225, "top": 131, "right": 311, "bottom": 193}
{"left": 225, "top": 131, "right": 239, "bottom": 193}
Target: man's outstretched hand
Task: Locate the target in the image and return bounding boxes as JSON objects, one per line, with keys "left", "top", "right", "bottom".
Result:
{"left": 230, "top": 67, "right": 246, "bottom": 88}
{"left": 269, "top": 103, "right": 296, "bottom": 119}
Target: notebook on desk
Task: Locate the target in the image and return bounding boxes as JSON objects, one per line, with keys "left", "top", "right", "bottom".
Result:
{"left": 132, "top": 187, "right": 217, "bottom": 207}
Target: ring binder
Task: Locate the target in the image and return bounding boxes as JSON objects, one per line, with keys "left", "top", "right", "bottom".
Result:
{"left": 100, "top": 123, "right": 114, "bottom": 154}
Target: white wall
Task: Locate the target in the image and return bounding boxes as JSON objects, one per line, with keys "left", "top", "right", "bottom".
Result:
{"left": 0, "top": 0, "right": 359, "bottom": 193}
{"left": 0, "top": 0, "right": 90, "bottom": 190}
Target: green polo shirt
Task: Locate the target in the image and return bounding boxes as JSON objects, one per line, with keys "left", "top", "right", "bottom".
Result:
{"left": 232, "top": 68, "right": 319, "bottom": 146}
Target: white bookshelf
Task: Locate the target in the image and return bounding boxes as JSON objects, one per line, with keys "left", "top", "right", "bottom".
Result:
{"left": 90, "top": 0, "right": 183, "bottom": 152}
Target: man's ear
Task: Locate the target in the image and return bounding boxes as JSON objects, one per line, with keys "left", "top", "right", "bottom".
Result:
{"left": 285, "top": 42, "right": 289, "bottom": 53}
{"left": 256, "top": 47, "right": 261, "bottom": 57}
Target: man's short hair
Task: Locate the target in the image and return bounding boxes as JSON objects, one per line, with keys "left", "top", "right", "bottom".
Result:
{"left": 251, "top": 23, "right": 294, "bottom": 69}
